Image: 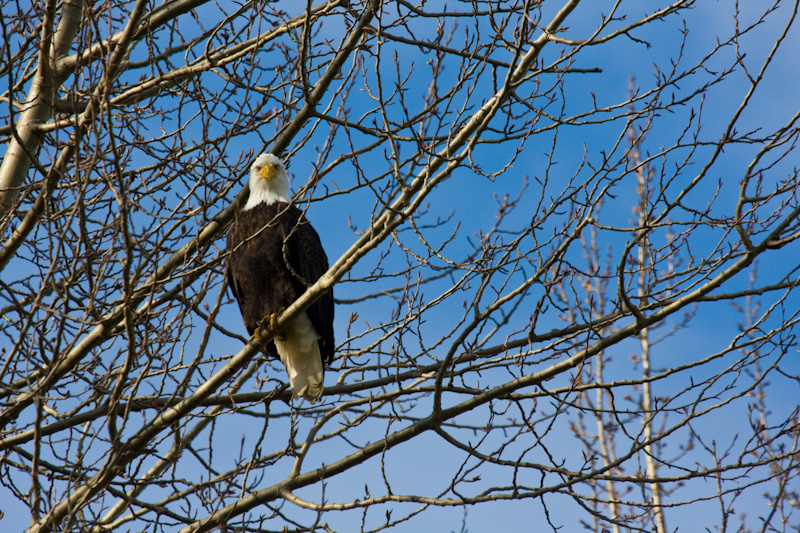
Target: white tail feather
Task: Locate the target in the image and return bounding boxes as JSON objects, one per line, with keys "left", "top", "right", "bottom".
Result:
{"left": 275, "top": 313, "right": 324, "bottom": 402}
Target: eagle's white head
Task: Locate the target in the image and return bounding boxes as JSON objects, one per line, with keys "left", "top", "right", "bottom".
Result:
{"left": 244, "top": 153, "right": 291, "bottom": 210}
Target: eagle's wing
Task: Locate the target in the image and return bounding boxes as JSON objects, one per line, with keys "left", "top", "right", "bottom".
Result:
{"left": 284, "top": 209, "right": 335, "bottom": 365}
{"left": 226, "top": 220, "right": 255, "bottom": 335}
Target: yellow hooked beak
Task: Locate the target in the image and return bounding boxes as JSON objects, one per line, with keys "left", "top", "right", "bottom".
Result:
{"left": 259, "top": 164, "right": 277, "bottom": 180}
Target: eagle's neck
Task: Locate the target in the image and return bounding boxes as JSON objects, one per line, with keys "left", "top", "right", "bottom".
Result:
{"left": 244, "top": 179, "right": 291, "bottom": 210}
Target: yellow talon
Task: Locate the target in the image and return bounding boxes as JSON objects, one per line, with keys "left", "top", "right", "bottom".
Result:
{"left": 255, "top": 311, "right": 283, "bottom": 342}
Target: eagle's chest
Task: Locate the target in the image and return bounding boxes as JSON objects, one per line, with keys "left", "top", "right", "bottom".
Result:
{"left": 228, "top": 203, "right": 304, "bottom": 304}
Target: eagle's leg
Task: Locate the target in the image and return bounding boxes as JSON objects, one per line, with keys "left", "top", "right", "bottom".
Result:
{"left": 255, "top": 309, "right": 284, "bottom": 343}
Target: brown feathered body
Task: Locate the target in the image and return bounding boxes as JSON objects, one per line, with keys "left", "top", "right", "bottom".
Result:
{"left": 227, "top": 200, "right": 334, "bottom": 401}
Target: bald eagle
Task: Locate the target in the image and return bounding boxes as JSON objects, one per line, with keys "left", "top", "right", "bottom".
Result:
{"left": 226, "top": 153, "right": 334, "bottom": 402}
